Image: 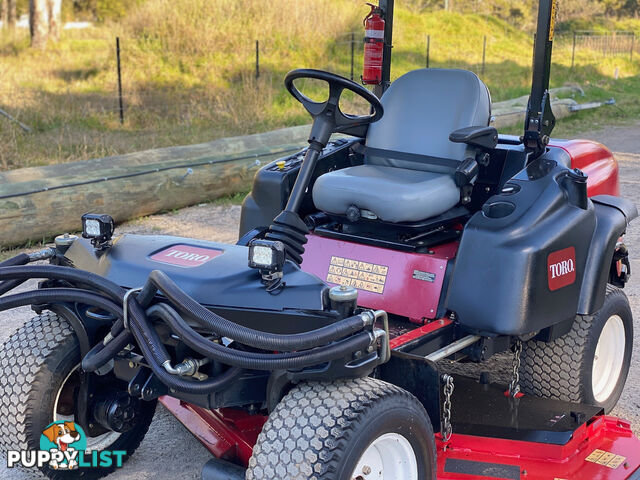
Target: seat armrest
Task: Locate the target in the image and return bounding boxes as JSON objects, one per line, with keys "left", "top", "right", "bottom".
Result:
{"left": 449, "top": 126, "right": 498, "bottom": 150}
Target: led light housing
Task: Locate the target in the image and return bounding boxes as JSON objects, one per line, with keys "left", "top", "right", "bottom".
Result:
{"left": 248, "top": 239, "right": 286, "bottom": 273}
{"left": 81, "top": 213, "right": 115, "bottom": 246}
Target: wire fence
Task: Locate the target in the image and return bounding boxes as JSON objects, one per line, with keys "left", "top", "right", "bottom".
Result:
{"left": 0, "top": 30, "right": 637, "bottom": 129}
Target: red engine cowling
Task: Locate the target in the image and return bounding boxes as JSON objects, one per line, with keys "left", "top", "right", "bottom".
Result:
{"left": 362, "top": 3, "right": 385, "bottom": 85}
{"left": 549, "top": 139, "right": 620, "bottom": 197}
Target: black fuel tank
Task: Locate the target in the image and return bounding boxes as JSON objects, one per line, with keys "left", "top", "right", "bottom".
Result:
{"left": 446, "top": 156, "right": 596, "bottom": 336}
{"left": 63, "top": 235, "right": 336, "bottom": 333}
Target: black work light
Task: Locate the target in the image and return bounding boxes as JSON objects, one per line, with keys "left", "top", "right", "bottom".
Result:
{"left": 248, "top": 239, "right": 286, "bottom": 274}
{"left": 81, "top": 213, "right": 115, "bottom": 247}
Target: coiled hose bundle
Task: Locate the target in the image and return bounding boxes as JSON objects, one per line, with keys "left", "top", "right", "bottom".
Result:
{"left": 0, "top": 257, "right": 372, "bottom": 395}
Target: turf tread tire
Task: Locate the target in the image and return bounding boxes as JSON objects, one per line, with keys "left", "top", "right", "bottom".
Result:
{"left": 519, "top": 285, "right": 632, "bottom": 413}
{"left": 0, "top": 312, "right": 154, "bottom": 480}
{"left": 247, "top": 377, "right": 436, "bottom": 480}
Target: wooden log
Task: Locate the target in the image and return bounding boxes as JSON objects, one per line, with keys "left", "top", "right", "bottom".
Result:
{"left": 0, "top": 85, "right": 585, "bottom": 248}
{"left": 0, "top": 126, "right": 311, "bottom": 247}
{"left": 492, "top": 98, "right": 578, "bottom": 129}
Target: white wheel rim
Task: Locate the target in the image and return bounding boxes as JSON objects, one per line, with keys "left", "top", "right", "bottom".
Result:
{"left": 351, "top": 432, "right": 418, "bottom": 480}
{"left": 53, "top": 364, "right": 121, "bottom": 451}
{"left": 592, "top": 315, "right": 626, "bottom": 403}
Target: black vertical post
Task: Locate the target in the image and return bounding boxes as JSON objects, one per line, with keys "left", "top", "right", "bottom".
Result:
{"left": 524, "top": 0, "right": 557, "bottom": 157}
{"left": 571, "top": 32, "right": 576, "bottom": 69}
{"left": 481, "top": 35, "right": 487, "bottom": 77}
{"left": 631, "top": 33, "right": 635, "bottom": 62}
{"left": 350, "top": 32, "right": 355, "bottom": 80}
{"left": 116, "top": 37, "right": 124, "bottom": 125}
{"left": 255, "top": 40, "right": 260, "bottom": 79}
{"left": 374, "top": 0, "right": 394, "bottom": 98}
{"left": 426, "top": 34, "right": 430, "bottom": 68}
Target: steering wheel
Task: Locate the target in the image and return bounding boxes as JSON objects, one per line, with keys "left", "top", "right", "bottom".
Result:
{"left": 285, "top": 69, "right": 383, "bottom": 145}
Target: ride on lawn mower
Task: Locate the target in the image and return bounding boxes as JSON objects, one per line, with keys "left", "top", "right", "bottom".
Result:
{"left": 1, "top": 0, "right": 639, "bottom": 479}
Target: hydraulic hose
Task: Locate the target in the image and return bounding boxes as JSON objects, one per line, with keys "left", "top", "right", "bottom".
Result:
{"left": 125, "top": 306, "right": 244, "bottom": 394}
{"left": 144, "top": 303, "right": 373, "bottom": 370}
{"left": 0, "top": 265, "right": 127, "bottom": 336}
{"left": 81, "top": 330, "right": 133, "bottom": 372}
{"left": 0, "top": 253, "right": 33, "bottom": 296}
{"left": 139, "top": 270, "right": 366, "bottom": 351}
{"left": 0, "top": 264, "right": 374, "bottom": 390}
{"left": 0, "top": 265, "right": 126, "bottom": 303}
{"left": 0, "top": 286, "right": 134, "bottom": 374}
{"left": 0, "top": 288, "right": 124, "bottom": 320}
{"left": 0, "top": 253, "right": 30, "bottom": 267}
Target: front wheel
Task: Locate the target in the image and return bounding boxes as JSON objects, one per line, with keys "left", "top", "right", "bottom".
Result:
{"left": 247, "top": 377, "right": 436, "bottom": 480}
{"left": 0, "top": 312, "right": 156, "bottom": 479}
{"left": 519, "top": 285, "right": 633, "bottom": 413}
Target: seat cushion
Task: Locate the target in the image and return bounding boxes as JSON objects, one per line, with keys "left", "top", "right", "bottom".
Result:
{"left": 312, "top": 165, "right": 460, "bottom": 223}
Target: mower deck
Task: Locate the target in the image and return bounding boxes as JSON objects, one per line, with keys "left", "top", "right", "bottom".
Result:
{"left": 161, "top": 372, "right": 640, "bottom": 480}
{"left": 436, "top": 417, "right": 640, "bottom": 480}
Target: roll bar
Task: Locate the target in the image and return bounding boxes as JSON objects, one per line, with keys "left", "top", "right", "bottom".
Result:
{"left": 374, "top": 0, "right": 558, "bottom": 159}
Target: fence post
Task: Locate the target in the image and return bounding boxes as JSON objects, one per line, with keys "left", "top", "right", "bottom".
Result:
{"left": 350, "top": 32, "right": 355, "bottom": 80}
{"left": 426, "top": 34, "right": 430, "bottom": 68}
{"left": 481, "top": 35, "right": 486, "bottom": 78}
{"left": 571, "top": 32, "right": 576, "bottom": 69}
{"left": 255, "top": 40, "right": 260, "bottom": 79}
{"left": 116, "top": 37, "right": 124, "bottom": 125}
{"left": 631, "top": 33, "right": 635, "bottom": 62}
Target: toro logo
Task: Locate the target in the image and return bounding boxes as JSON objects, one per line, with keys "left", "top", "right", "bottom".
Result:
{"left": 149, "top": 244, "right": 223, "bottom": 268}
{"left": 547, "top": 246, "right": 576, "bottom": 291}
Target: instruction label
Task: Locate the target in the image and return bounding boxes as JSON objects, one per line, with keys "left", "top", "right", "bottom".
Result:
{"left": 326, "top": 256, "right": 388, "bottom": 294}
{"left": 585, "top": 449, "right": 626, "bottom": 469}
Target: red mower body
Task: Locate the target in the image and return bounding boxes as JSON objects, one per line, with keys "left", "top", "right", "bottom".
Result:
{"left": 552, "top": 139, "right": 620, "bottom": 197}
{"left": 161, "top": 139, "right": 640, "bottom": 479}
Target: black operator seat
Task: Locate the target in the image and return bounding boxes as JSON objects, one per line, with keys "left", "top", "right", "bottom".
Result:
{"left": 312, "top": 68, "right": 493, "bottom": 223}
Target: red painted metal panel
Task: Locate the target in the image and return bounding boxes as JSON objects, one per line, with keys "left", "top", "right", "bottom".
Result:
{"left": 389, "top": 318, "right": 453, "bottom": 350}
{"left": 437, "top": 416, "right": 640, "bottom": 479}
{"left": 550, "top": 140, "right": 620, "bottom": 197}
{"left": 159, "top": 396, "right": 266, "bottom": 466}
{"left": 301, "top": 234, "right": 457, "bottom": 322}
{"left": 162, "top": 394, "right": 640, "bottom": 478}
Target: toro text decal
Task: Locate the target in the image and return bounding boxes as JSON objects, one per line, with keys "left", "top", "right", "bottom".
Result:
{"left": 150, "top": 244, "right": 223, "bottom": 268}
{"left": 547, "top": 246, "right": 576, "bottom": 291}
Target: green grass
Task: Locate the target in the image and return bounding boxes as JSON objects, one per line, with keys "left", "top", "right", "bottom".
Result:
{"left": 0, "top": 1, "right": 639, "bottom": 170}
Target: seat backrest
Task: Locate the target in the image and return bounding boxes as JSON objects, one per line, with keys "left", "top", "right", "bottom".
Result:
{"left": 365, "top": 68, "right": 492, "bottom": 173}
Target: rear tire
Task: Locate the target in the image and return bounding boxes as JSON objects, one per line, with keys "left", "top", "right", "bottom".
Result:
{"left": 247, "top": 377, "right": 436, "bottom": 480}
{"left": 519, "top": 285, "right": 633, "bottom": 413}
{"left": 0, "top": 312, "right": 156, "bottom": 479}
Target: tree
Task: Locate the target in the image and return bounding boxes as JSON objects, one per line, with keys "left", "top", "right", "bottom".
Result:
{"left": 1, "top": 0, "right": 7, "bottom": 28}
{"left": 47, "top": 0, "right": 61, "bottom": 41}
{"left": 8, "top": 0, "right": 16, "bottom": 29}
{"left": 1, "top": 0, "right": 16, "bottom": 29}
{"left": 29, "top": 0, "right": 49, "bottom": 48}
{"left": 28, "top": 0, "right": 61, "bottom": 48}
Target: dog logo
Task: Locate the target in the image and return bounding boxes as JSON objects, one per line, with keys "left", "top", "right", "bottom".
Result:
{"left": 7, "top": 420, "right": 126, "bottom": 470}
{"left": 39, "top": 421, "right": 86, "bottom": 470}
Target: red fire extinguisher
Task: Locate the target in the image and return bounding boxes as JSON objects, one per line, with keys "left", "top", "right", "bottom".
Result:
{"left": 363, "top": 3, "right": 385, "bottom": 85}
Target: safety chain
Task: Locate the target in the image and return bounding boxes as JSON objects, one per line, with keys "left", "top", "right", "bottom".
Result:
{"left": 508, "top": 340, "right": 523, "bottom": 397}
{"left": 442, "top": 374, "right": 455, "bottom": 443}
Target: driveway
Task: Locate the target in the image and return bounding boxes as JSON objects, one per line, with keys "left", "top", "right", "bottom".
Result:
{"left": 1, "top": 123, "right": 640, "bottom": 479}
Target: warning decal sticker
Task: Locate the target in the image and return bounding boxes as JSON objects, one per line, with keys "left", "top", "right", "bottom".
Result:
{"left": 326, "top": 256, "right": 388, "bottom": 294}
{"left": 585, "top": 449, "right": 626, "bottom": 469}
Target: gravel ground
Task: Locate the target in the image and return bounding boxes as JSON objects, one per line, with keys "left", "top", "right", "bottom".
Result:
{"left": 1, "top": 123, "right": 640, "bottom": 479}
